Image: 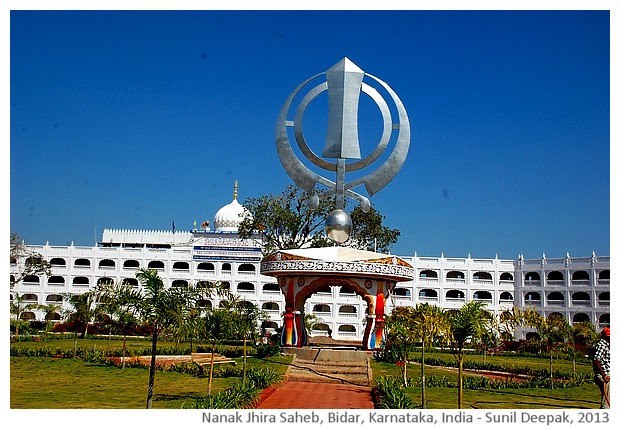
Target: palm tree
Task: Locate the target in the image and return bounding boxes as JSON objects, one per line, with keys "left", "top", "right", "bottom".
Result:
{"left": 201, "top": 307, "right": 235, "bottom": 395}
{"left": 385, "top": 306, "right": 417, "bottom": 387}
{"left": 411, "top": 303, "right": 446, "bottom": 408}
{"left": 63, "top": 291, "right": 101, "bottom": 357}
{"left": 10, "top": 292, "right": 41, "bottom": 338}
{"left": 446, "top": 301, "right": 490, "bottom": 408}
{"left": 522, "top": 309, "right": 571, "bottom": 389}
{"left": 134, "top": 268, "right": 199, "bottom": 409}
{"left": 95, "top": 280, "right": 141, "bottom": 368}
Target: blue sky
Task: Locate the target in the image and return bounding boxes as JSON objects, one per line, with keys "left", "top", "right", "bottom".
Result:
{"left": 8, "top": 7, "right": 613, "bottom": 260}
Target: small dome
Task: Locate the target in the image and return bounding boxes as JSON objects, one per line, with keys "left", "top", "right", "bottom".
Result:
{"left": 214, "top": 182, "right": 252, "bottom": 232}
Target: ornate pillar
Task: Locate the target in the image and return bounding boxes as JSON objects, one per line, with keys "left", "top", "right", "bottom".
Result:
{"left": 363, "top": 280, "right": 386, "bottom": 350}
{"left": 279, "top": 277, "right": 307, "bottom": 347}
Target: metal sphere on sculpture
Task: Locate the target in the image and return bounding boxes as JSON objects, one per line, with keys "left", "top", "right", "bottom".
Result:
{"left": 325, "top": 209, "right": 352, "bottom": 243}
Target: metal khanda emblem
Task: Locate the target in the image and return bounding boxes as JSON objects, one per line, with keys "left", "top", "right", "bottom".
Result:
{"left": 275, "top": 58, "right": 411, "bottom": 243}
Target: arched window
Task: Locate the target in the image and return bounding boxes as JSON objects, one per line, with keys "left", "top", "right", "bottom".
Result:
{"left": 446, "top": 289, "right": 465, "bottom": 299}
{"left": 147, "top": 260, "right": 165, "bottom": 270}
{"left": 45, "top": 312, "right": 62, "bottom": 321}
{"left": 197, "top": 299, "right": 212, "bottom": 309}
{"left": 313, "top": 304, "right": 331, "bottom": 313}
{"left": 49, "top": 276, "right": 66, "bottom": 285}
{"left": 418, "top": 289, "right": 438, "bottom": 299}
{"left": 21, "top": 311, "right": 36, "bottom": 320}
{"left": 313, "top": 323, "right": 330, "bottom": 334}
{"left": 173, "top": 261, "right": 189, "bottom": 271}
{"left": 571, "top": 291, "right": 591, "bottom": 303}
{"left": 197, "top": 262, "right": 215, "bottom": 271}
{"left": 472, "top": 291, "right": 492, "bottom": 301}
{"left": 172, "top": 279, "right": 189, "bottom": 288}
{"left": 572, "top": 313, "right": 590, "bottom": 323}
{"left": 74, "top": 258, "right": 91, "bottom": 268}
{"left": 98, "top": 259, "right": 115, "bottom": 269}
{"left": 446, "top": 271, "right": 465, "bottom": 280}
{"left": 22, "top": 293, "right": 38, "bottom": 302}
{"left": 393, "top": 287, "right": 411, "bottom": 297}
{"left": 123, "top": 260, "right": 140, "bottom": 269}
{"left": 473, "top": 271, "right": 492, "bottom": 281}
{"left": 599, "top": 314, "right": 610, "bottom": 325}
{"left": 122, "top": 278, "right": 139, "bottom": 287}
{"left": 547, "top": 271, "right": 564, "bottom": 281}
{"left": 499, "top": 272, "right": 514, "bottom": 281}
{"left": 499, "top": 291, "right": 513, "bottom": 301}
{"left": 23, "top": 275, "right": 40, "bottom": 284}
{"left": 598, "top": 291, "right": 610, "bottom": 302}
{"left": 72, "top": 276, "right": 89, "bottom": 286}
{"left": 46, "top": 294, "right": 63, "bottom": 303}
{"left": 238, "top": 263, "right": 256, "bottom": 274}
{"left": 524, "top": 272, "right": 540, "bottom": 282}
{"left": 262, "top": 302, "right": 280, "bottom": 311}
{"left": 50, "top": 258, "right": 66, "bottom": 267}
{"left": 419, "top": 269, "right": 438, "bottom": 279}
{"left": 339, "top": 305, "right": 357, "bottom": 315}
{"left": 97, "top": 277, "right": 114, "bottom": 287}
{"left": 262, "top": 321, "right": 279, "bottom": 331}
{"left": 338, "top": 325, "right": 356, "bottom": 333}
{"left": 237, "top": 282, "right": 255, "bottom": 292}
{"left": 598, "top": 270, "right": 610, "bottom": 280}
{"left": 547, "top": 291, "right": 565, "bottom": 303}
{"left": 221, "top": 263, "right": 232, "bottom": 272}
{"left": 263, "top": 283, "right": 280, "bottom": 293}
{"left": 572, "top": 270, "right": 590, "bottom": 280}
{"left": 524, "top": 291, "right": 541, "bottom": 303}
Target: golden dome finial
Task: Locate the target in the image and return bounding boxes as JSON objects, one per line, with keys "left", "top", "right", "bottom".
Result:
{"left": 233, "top": 180, "right": 238, "bottom": 200}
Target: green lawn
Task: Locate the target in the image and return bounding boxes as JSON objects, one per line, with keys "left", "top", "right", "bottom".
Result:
{"left": 10, "top": 355, "right": 292, "bottom": 409}
{"left": 371, "top": 358, "right": 600, "bottom": 409}
{"left": 11, "top": 338, "right": 601, "bottom": 409}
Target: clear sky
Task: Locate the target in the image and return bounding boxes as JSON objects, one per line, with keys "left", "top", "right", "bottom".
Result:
{"left": 8, "top": 5, "right": 613, "bottom": 260}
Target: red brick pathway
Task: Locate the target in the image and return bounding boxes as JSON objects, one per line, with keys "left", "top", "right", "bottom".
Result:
{"left": 256, "top": 381, "right": 374, "bottom": 409}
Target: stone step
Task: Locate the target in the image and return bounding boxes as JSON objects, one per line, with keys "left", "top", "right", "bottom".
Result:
{"left": 287, "top": 356, "right": 371, "bottom": 385}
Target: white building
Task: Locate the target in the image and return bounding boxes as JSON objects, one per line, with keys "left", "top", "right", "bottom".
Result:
{"left": 10, "top": 192, "right": 611, "bottom": 341}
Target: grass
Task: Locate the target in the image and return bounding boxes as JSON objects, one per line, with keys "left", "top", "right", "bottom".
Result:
{"left": 371, "top": 356, "right": 600, "bottom": 409}
{"left": 10, "top": 354, "right": 292, "bottom": 409}
{"left": 11, "top": 338, "right": 601, "bottom": 409}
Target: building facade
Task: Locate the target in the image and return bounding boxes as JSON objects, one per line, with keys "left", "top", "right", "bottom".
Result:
{"left": 10, "top": 195, "right": 611, "bottom": 340}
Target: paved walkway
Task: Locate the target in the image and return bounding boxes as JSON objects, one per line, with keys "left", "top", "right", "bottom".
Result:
{"left": 256, "top": 381, "right": 374, "bottom": 409}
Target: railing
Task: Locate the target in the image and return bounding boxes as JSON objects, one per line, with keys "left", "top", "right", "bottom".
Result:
{"left": 418, "top": 296, "right": 439, "bottom": 302}
{"left": 499, "top": 280, "right": 514, "bottom": 286}
{"left": 472, "top": 298, "right": 493, "bottom": 303}
{"left": 524, "top": 280, "right": 541, "bottom": 286}
{"left": 546, "top": 280, "right": 565, "bottom": 286}
{"left": 236, "top": 289, "right": 255, "bottom": 294}
{"left": 338, "top": 312, "right": 358, "bottom": 318}
{"left": 445, "top": 297, "right": 466, "bottom": 302}
{"left": 472, "top": 279, "right": 493, "bottom": 285}
{"left": 524, "top": 300, "right": 541, "bottom": 306}
{"left": 418, "top": 277, "right": 438, "bottom": 283}
{"left": 598, "top": 300, "right": 610, "bottom": 306}
{"left": 571, "top": 300, "right": 591, "bottom": 306}
{"left": 312, "top": 311, "right": 331, "bottom": 318}
{"left": 597, "top": 279, "right": 610, "bottom": 286}
{"left": 336, "top": 331, "right": 358, "bottom": 338}
{"left": 446, "top": 278, "right": 465, "bottom": 284}
{"left": 338, "top": 293, "right": 358, "bottom": 299}
{"left": 196, "top": 269, "right": 216, "bottom": 275}
{"left": 571, "top": 280, "right": 591, "bottom": 286}
{"left": 262, "top": 289, "right": 282, "bottom": 295}
{"left": 546, "top": 300, "right": 566, "bottom": 306}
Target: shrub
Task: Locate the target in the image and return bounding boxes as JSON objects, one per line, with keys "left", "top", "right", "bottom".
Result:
{"left": 372, "top": 376, "right": 418, "bottom": 409}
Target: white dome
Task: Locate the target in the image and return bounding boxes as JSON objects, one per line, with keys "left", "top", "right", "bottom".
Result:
{"left": 214, "top": 198, "right": 252, "bottom": 232}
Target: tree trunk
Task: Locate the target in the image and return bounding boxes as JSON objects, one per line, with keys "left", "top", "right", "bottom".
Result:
{"left": 208, "top": 343, "right": 216, "bottom": 396}
{"left": 458, "top": 353, "right": 464, "bottom": 409}
{"left": 146, "top": 329, "right": 158, "bottom": 409}
{"left": 549, "top": 352, "right": 554, "bottom": 390}
{"left": 421, "top": 340, "right": 426, "bottom": 409}
{"left": 122, "top": 334, "right": 127, "bottom": 369}
{"left": 403, "top": 348, "right": 408, "bottom": 388}
{"left": 242, "top": 337, "right": 247, "bottom": 385}
{"left": 73, "top": 332, "right": 78, "bottom": 358}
